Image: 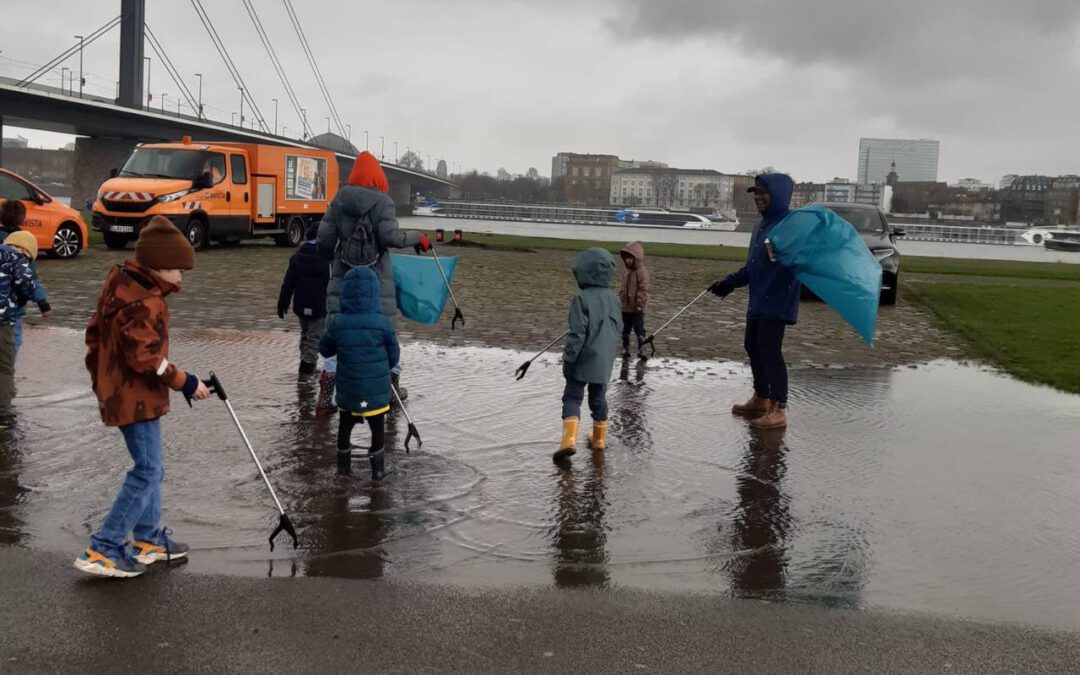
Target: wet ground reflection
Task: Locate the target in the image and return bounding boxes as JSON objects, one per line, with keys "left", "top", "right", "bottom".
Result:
{"left": 4, "top": 327, "right": 1080, "bottom": 630}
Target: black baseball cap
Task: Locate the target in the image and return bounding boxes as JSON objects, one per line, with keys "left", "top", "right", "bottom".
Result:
{"left": 747, "top": 177, "right": 770, "bottom": 194}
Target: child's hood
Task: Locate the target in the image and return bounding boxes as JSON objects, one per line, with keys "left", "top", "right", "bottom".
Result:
{"left": 620, "top": 241, "right": 646, "bottom": 268}
{"left": 339, "top": 266, "right": 381, "bottom": 314}
{"left": 100, "top": 261, "right": 176, "bottom": 319}
{"left": 572, "top": 247, "right": 615, "bottom": 289}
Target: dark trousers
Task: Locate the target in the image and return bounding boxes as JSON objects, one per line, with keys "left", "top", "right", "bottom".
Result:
{"left": 0, "top": 324, "right": 14, "bottom": 413}
{"left": 621, "top": 311, "right": 646, "bottom": 350}
{"left": 562, "top": 378, "right": 608, "bottom": 421}
{"left": 338, "top": 412, "right": 386, "bottom": 453}
{"left": 744, "top": 319, "right": 788, "bottom": 406}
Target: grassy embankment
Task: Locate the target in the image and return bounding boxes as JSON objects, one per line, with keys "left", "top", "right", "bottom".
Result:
{"left": 466, "top": 233, "right": 1080, "bottom": 393}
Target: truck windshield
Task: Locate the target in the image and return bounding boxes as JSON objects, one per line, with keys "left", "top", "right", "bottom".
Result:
{"left": 119, "top": 148, "right": 207, "bottom": 180}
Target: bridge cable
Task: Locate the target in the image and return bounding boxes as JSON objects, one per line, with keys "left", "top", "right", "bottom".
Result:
{"left": 144, "top": 24, "right": 199, "bottom": 113}
{"left": 15, "top": 15, "right": 122, "bottom": 87}
{"left": 281, "top": 0, "right": 346, "bottom": 138}
{"left": 189, "top": 0, "right": 270, "bottom": 132}
{"left": 240, "top": 0, "right": 311, "bottom": 138}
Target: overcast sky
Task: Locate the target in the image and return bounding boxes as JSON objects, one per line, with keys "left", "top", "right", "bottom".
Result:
{"left": 3, "top": 0, "right": 1078, "bottom": 183}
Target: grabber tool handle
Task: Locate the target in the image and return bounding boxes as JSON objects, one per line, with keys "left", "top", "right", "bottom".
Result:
{"left": 204, "top": 371, "right": 227, "bottom": 401}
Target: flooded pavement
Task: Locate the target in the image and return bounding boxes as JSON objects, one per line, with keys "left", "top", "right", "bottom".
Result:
{"left": 5, "top": 326, "right": 1080, "bottom": 631}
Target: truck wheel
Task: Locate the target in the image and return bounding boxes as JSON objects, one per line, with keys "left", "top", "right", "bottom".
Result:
{"left": 275, "top": 217, "right": 306, "bottom": 247}
{"left": 187, "top": 218, "right": 209, "bottom": 251}
{"left": 103, "top": 232, "right": 129, "bottom": 250}
{"left": 51, "top": 222, "right": 84, "bottom": 259}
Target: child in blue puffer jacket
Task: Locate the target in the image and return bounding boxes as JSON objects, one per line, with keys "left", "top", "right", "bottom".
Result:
{"left": 319, "top": 266, "right": 400, "bottom": 479}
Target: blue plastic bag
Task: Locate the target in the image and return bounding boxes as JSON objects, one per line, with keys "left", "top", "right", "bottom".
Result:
{"left": 390, "top": 253, "right": 458, "bottom": 325}
{"left": 767, "top": 205, "right": 882, "bottom": 345}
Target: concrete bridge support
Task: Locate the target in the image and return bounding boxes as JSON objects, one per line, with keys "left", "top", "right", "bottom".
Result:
{"left": 71, "top": 137, "right": 139, "bottom": 211}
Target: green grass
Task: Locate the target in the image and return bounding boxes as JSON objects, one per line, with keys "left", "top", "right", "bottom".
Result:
{"left": 461, "top": 232, "right": 1080, "bottom": 282}
{"left": 910, "top": 284, "right": 1080, "bottom": 393}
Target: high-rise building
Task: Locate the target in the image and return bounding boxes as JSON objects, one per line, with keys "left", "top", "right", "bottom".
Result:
{"left": 551, "top": 152, "right": 570, "bottom": 180}
{"left": 856, "top": 138, "right": 939, "bottom": 184}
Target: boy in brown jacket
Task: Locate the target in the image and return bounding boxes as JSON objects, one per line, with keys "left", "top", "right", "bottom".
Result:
{"left": 618, "top": 242, "right": 650, "bottom": 357}
{"left": 74, "top": 216, "right": 210, "bottom": 578}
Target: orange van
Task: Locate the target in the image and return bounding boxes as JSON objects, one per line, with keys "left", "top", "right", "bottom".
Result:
{"left": 91, "top": 137, "right": 339, "bottom": 250}
{"left": 0, "top": 168, "right": 88, "bottom": 259}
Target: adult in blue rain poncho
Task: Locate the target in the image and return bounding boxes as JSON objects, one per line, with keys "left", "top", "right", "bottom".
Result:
{"left": 709, "top": 173, "right": 798, "bottom": 431}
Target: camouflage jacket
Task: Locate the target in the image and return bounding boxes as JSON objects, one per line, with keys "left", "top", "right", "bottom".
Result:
{"left": 85, "top": 261, "right": 190, "bottom": 427}
{"left": 0, "top": 245, "right": 35, "bottom": 326}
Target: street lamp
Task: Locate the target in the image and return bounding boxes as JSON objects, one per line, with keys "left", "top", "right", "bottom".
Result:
{"left": 271, "top": 98, "right": 278, "bottom": 135}
{"left": 143, "top": 57, "right": 151, "bottom": 107}
{"left": 74, "top": 35, "right": 84, "bottom": 98}
{"left": 161, "top": 92, "right": 167, "bottom": 113}
{"left": 325, "top": 116, "right": 331, "bottom": 135}
{"left": 60, "top": 67, "right": 68, "bottom": 95}
{"left": 364, "top": 130, "right": 369, "bottom": 151}
{"left": 238, "top": 87, "right": 244, "bottom": 127}
{"left": 195, "top": 73, "right": 203, "bottom": 119}
{"left": 282, "top": 126, "right": 288, "bottom": 138}
{"left": 394, "top": 141, "right": 398, "bottom": 164}
{"left": 346, "top": 124, "right": 351, "bottom": 142}
{"left": 380, "top": 136, "right": 384, "bottom": 159}
{"left": 231, "top": 112, "right": 237, "bottom": 125}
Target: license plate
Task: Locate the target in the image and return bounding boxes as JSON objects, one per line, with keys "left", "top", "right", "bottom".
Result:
{"left": 111, "top": 225, "right": 134, "bottom": 233}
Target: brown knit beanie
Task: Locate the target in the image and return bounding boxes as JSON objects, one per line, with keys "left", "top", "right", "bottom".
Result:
{"left": 136, "top": 216, "right": 195, "bottom": 270}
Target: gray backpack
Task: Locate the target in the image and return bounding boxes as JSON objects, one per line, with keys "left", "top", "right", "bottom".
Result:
{"left": 339, "top": 211, "right": 380, "bottom": 270}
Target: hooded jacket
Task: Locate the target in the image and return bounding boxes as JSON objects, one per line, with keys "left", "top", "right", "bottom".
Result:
{"left": 618, "top": 241, "right": 650, "bottom": 313}
{"left": 319, "top": 266, "right": 400, "bottom": 415}
{"left": 725, "top": 173, "right": 801, "bottom": 324}
{"left": 84, "top": 261, "right": 192, "bottom": 427}
{"left": 563, "top": 248, "right": 623, "bottom": 384}
{"left": 277, "top": 240, "right": 330, "bottom": 319}
{"left": 0, "top": 244, "right": 36, "bottom": 325}
{"left": 318, "top": 152, "right": 420, "bottom": 321}
{"left": 0, "top": 230, "right": 49, "bottom": 316}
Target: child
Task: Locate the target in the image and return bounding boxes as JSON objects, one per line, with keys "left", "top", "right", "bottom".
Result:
{"left": 74, "top": 216, "right": 210, "bottom": 578}
{"left": 277, "top": 221, "right": 330, "bottom": 377}
{"left": 0, "top": 231, "right": 38, "bottom": 429}
{"left": 0, "top": 200, "right": 52, "bottom": 356}
{"left": 554, "top": 248, "right": 622, "bottom": 464}
{"left": 319, "top": 266, "right": 399, "bottom": 480}
{"left": 618, "top": 241, "right": 650, "bottom": 357}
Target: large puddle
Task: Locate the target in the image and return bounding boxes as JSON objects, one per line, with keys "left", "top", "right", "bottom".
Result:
{"left": 4, "top": 327, "right": 1080, "bottom": 630}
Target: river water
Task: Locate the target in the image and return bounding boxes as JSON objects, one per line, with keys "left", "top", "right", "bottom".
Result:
{"left": 401, "top": 216, "right": 1080, "bottom": 264}
{"left": 5, "top": 324, "right": 1080, "bottom": 631}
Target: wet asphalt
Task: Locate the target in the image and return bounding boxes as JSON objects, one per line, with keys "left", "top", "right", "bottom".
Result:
{"left": 3, "top": 546, "right": 1079, "bottom": 674}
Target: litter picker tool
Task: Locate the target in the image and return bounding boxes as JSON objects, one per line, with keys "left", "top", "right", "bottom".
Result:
{"left": 638, "top": 288, "right": 714, "bottom": 359}
{"left": 515, "top": 330, "right": 569, "bottom": 380}
{"left": 202, "top": 372, "right": 299, "bottom": 551}
{"left": 391, "top": 383, "right": 421, "bottom": 452}
{"left": 429, "top": 246, "right": 465, "bottom": 330}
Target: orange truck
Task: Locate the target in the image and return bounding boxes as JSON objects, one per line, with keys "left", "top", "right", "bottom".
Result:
{"left": 92, "top": 137, "right": 339, "bottom": 250}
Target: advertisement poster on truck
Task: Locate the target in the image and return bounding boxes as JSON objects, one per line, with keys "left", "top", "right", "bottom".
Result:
{"left": 287, "top": 155, "right": 327, "bottom": 201}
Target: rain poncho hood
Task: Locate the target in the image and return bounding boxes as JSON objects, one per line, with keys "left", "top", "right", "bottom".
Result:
{"left": 725, "top": 173, "right": 801, "bottom": 324}
{"left": 347, "top": 151, "right": 389, "bottom": 193}
{"left": 572, "top": 247, "right": 615, "bottom": 289}
{"left": 339, "top": 266, "right": 381, "bottom": 315}
{"left": 767, "top": 205, "right": 882, "bottom": 345}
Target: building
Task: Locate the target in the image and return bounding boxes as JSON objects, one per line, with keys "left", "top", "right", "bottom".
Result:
{"left": 1, "top": 146, "right": 75, "bottom": 190}
{"left": 791, "top": 182, "right": 825, "bottom": 208}
{"left": 951, "top": 178, "right": 993, "bottom": 192}
{"left": 609, "top": 168, "right": 734, "bottom": 212}
{"left": 999, "top": 174, "right": 1019, "bottom": 190}
{"left": 824, "top": 178, "right": 857, "bottom": 203}
{"left": 2, "top": 135, "right": 29, "bottom": 149}
{"left": 564, "top": 153, "right": 622, "bottom": 206}
{"left": 857, "top": 138, "right": 940, "bottom": 184}
{"left": 854, "top": 183, "right": 886, "bottom": 209}
{"left": 551, "top": 152, "right": 570, "bottom": 180}
{"left": 1045, "top": 175, "right": 1080, "bottom": 225}
{"left": 1000, "top": 175, "right": 1052, "bottom": 224}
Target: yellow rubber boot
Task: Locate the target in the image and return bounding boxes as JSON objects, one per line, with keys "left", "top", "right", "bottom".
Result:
{"left": 553, "top": 417, "right": 579, "bottom": 463}
{"left": 587, "top": 420, "right": 608, "bottom": 451}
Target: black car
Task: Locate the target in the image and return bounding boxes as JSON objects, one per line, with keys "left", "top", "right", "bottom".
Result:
{"left": 808, "top": 202, "right": 905, "bottom": 305}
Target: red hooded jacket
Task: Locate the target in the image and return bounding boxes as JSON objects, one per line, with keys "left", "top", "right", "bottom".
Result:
{"left": 347, "top": 151, "right": 389, "bottom": 193}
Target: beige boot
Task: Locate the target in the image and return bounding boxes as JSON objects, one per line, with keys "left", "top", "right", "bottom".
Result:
{"left": 750, "top": 401, "right": 788, "bottom": 430}
{"left": 587, "top": 420, "right": 608, "bottom": 451}
{"left": 553, "top": 417, "right": 579, "bottom": 463}
{"left": 732, "top": 393, "right": 770, "bottom": 417}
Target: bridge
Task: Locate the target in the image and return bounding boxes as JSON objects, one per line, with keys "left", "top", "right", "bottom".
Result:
{"left": 0, "top": 0, "right": 456, "bottom": 212}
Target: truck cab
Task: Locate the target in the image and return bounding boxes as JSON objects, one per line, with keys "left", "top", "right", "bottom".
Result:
{"left": 92, "top": 137, "right": 337, "bottom": 250}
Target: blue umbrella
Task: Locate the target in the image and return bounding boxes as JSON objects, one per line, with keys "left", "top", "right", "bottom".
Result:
{"left": 390, "top": 253, "right": 459, "bottom": 325}
{"left": 767, "top": 205, "right": 882, "bottom": 345}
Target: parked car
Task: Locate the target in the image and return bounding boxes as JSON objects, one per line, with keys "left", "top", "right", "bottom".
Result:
{"left": 0, "top": 168, "right": 88, "bottom": 259}
{"left": 810, "top": 202, "right": 905, "bottom": 305}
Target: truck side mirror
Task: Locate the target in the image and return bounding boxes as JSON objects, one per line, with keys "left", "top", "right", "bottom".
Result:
{"left": 193, "top": 171, "right": 213, "bottom": 189}
{"left": 109, "top": 168, "right": 119, "bottom": 178}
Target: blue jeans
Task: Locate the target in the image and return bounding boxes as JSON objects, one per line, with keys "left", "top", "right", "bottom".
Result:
{"left": 13, "top": 317, "right": 22, "bottom": 358}
{"left": 90, "top": 419, "right": 164, "bottom": 551}
{"left": 562, "top": 378, "right": 608, "bottom": 421}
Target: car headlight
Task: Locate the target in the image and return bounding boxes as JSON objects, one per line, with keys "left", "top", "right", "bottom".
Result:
{"left": 156, "top": 190, "right": 190, "bottom": 203}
